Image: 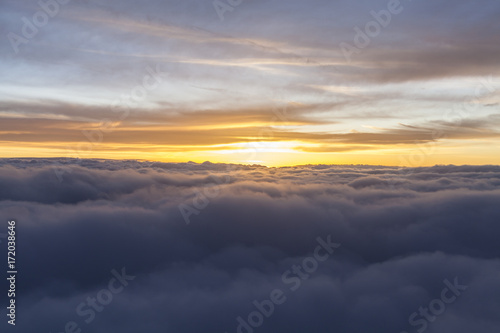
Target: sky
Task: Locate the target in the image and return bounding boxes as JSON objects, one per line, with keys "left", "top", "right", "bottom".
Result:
{"left": 1, "top": 159, "right": 500, "bottom": 332}
{"left": 1, "top": 0, "right": 499, "bottom": 166}
{"left": 2, "top": 3, "right": 500, "bottom": 331}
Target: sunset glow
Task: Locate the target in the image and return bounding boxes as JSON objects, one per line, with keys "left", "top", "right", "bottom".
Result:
{"left": 2, "top": 1, "right": 500, "bottom": 333}
{"left": 1, "top": 1, "right": 499, "bottom": 166}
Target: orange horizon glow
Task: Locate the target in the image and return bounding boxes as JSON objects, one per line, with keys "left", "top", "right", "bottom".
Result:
{"left": 1, "top": 2, "right": 499, "bottom": 168}
{"left": 2, "top": 140, "right": 499, "bottom": 168}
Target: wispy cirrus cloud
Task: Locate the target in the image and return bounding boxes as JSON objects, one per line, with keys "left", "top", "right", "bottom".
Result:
{"left": 1, "top": 0, "right": 499, "bottom": 164}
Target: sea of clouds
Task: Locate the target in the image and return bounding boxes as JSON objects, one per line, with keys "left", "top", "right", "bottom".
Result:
{"left": 0, "top": 158, "right": 499, "bottom": 333}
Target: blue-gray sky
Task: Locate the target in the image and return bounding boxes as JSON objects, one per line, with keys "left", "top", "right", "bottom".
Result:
{"left": 1, "top": 0, "right": 500, "bottom": 166}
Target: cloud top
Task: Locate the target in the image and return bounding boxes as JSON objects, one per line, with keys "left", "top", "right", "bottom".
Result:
{"left": 0, "top": 159, "right": 499, "bottom": 332}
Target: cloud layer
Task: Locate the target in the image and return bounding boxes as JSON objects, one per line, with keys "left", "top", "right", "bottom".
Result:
{"left": 0, "top": 159, "right": 499, "bottom": 332}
